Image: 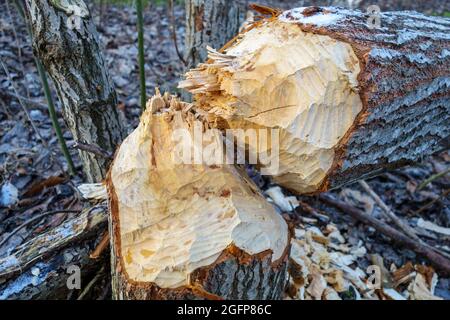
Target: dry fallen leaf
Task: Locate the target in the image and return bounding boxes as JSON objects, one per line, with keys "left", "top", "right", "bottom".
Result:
{"left": 23, "top": 176, "right": 66, "bottom": 197}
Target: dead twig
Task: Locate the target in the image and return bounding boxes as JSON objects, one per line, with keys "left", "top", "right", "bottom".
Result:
{"left": 319, "top": 193, "right": 450, "bottom": 276}
{"left": 0, "top": 210, "right": 80, "bottom": 249}
{"left": 417, "top": 168, "right": 450, "bottom": 191}
{"left": 359, "top": 180, "right": 421, "bottom": 241}
{"left": 1, "top": 90, "right": 48, "bottom": 109}
{"left": 74, "top": 142, "right": 113, "bottom": 159}
{"left": 90, "top": 231, "right": 110, "bottom": 259}
{"left": 77, "top": 266, "right": 105, "bottom": 300}
{"left": 296, "top": 201, "right": 330, "bottom": 223}
{"left": 168, "top": 0, "right": 187, "bottom": 66}
{"left": 248, "top": 3, "right": 282, "bottom": 17}
{"left": 413, "top": 189, "right": 450, "bottom": 215}
{"left": 0, "top": 97, "right": 13, "bottom": 118}
{"left": 359, "top": 181, "right": 450, "bottom": 259}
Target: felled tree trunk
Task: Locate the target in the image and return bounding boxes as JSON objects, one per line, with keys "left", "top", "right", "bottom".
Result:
{"left": 24, "top": 0, "right": 127, "bottom": 182}
{"left": 180, "top": 7, "right": 450, "bottom": 194}
{"left": 184, "top": 0, "right": 246, "bottom": 68}
{"left": 107, "top": 93, "right": 290, "bottom": 300}
{"left": 0, "top": 204, "right": 108, "bottom": 299}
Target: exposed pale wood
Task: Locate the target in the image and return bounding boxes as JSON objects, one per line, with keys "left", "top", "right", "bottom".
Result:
{"left": 180, "top": 7, "right": 450, "bottom": 194}
{"left": 107, "top": 93, "right": 289, "bottom": 300}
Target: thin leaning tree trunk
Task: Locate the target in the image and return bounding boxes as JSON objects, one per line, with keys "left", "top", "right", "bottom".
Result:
{"left": 24, "top": 0, "right": 127, "bottom": 182}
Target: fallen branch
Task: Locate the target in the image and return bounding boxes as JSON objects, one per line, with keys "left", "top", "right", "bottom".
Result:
{"left": 318, "top": 193, "right": 450, "bottom": 276}
{"left": 297, "top": 201, "right": 330, "bottom": 223}
{"left": 0, "top": 210, "right": 80, "bottom": 249}
{"left": 358, "top": 180, "right": 420, "bottom": 241}
{"left": 0, "top": 203, "right": 108, "bottom": 299}
{"left": 413, "top": 189, "right": 450, "bottom": 215}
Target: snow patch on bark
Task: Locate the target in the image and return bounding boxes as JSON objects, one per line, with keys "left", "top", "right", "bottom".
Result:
{"left": 279, "top": 7, "right": 347, "bottom": 26}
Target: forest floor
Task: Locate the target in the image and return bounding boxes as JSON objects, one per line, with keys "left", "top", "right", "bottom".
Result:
{"left": 0, "top": 1, "right": 449, "bottom": 300}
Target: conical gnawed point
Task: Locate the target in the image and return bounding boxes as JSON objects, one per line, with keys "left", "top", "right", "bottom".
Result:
{"left": 179, "top": 6, "right": 450, "bottom": 194}
{"left": 107, "top": 92, "right": 289, "bottom": 299}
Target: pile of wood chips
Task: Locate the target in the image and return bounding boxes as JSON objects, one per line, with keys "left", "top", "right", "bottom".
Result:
{"left": 286, "top": 223, "right": 443, "bottom": 300}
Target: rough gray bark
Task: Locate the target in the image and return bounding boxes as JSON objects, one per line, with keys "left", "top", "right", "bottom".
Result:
{"left": 24, "top": 0, "right": 127, "bottom": 182}
{"left": 184, "top": 0, "right": 246, "bottom": 68}
{"left": 280, "top": 8, "right": 450, "bottom": 191}
{"left": 266, "top": 0, "right": 449, "bottom": 14}
{"left": 0, "top": 203, "right": 108, "bottom": 299}
{"left": 111, "top": 247, "right": 288, "bottom": 300}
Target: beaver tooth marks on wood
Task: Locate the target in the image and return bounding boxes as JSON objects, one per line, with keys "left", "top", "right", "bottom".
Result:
{"left": 180, "top": 7, "right": 450, "bottom": 194}
{"left": 180, "top": 20, "right": 362, "bottom": 194}
{"left": 107, "top": 93, "right": 289, "bottom": 299}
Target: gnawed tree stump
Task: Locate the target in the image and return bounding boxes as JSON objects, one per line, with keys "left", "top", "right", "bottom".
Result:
{"left": 107, "top": 93, "right": 290, "bottom": 300}
{"left": 180, "top": 6, "right": 450, "bottom": 194}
